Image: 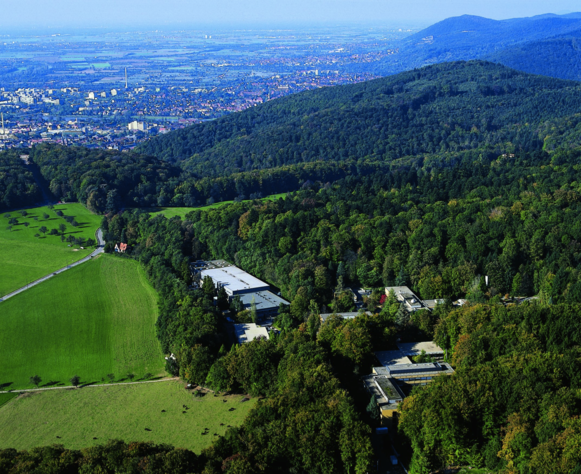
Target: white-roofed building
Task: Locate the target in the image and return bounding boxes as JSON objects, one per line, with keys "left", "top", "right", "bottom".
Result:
{"left": 234, "top": 323, "right": 269, "bottom": 344}
{"left": 200, "top": 263, "right": 270, "bottom": 297}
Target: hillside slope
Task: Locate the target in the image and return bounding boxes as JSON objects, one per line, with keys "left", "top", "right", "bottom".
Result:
{"left": 364, "top": 13, "right": 581, "bottom": 75}
{"left": 486, "top": 32, "right": 581, "bottom": 81}
{"left": 137, "top": 61, "right": 581, "bottom": 176}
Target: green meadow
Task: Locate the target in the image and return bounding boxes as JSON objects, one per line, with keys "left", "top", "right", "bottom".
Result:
{"left": 0, "top": 203, "right": 101, "bottom": 296}
{"left": 0, "top": 255, "right": 164, "bottom": 391}
{"left": 146, "top": 192, "right": 287, "bottom": 219}
{"left": 0, "top": 381, "right": 256, "bottom": 452}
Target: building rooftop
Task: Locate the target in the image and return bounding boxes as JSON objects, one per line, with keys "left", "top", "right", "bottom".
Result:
{"left": 423, "top": 299, "right": 445, "bottom": 310}
{"left": 362, "top": 375, "right": 404, "bottom": 410}
{"left": 320, "top": 311, "right": 371, "bottom": 323}
{"left": 200, "top": 264, "right": 270, "bottom": 295}
{"left": 239, "top": 290, "right": 289, "bottom": 311}
{"left": 234, "top": 323, "right": 269, "bottom": 344}
{"left": 386, "top": 362, "right": 455, "bottom": 377}
{"left": 385, "top": 286, "right": 425, "bottom": 311}
{"left": 375, "top": 350, "right": 413, "bottom": 366}
{"left": 397, "top": 341, "right": 445, "bottom": 357}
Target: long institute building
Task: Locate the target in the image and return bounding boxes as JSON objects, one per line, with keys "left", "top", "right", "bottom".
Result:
{"left": 195, "top": 260, "right": 289, "bottom": 319}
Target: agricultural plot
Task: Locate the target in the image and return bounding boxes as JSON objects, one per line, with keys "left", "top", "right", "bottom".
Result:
{"left": 0, "top": 204, "right": 101, "bottom": 295}
{"left": 0, "top": 255, "right": 164, "bottom": 391}
{"left": 0, "top": 381, "right": 256, "bottom": 452}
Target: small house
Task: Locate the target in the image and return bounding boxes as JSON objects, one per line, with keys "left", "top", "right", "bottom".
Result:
{"left": 114, "top": 243, "right": 128, "bottom": 253}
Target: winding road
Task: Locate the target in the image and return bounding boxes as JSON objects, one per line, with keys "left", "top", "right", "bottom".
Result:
{"left": 0, "top": 228, "right": 105, "bottom": 303}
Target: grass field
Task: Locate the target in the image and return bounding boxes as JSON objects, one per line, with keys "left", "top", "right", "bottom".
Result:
{"left": 0, "top": 255, "right": 164, "bottom": 391}
{"left": 0, "top": 203, "right": 101, "bottom": 296}
{"left": 147, "top": 193, "right": 288, "bottom": 219}
{"left": 0, "top": 393, "right": 17, "bottom": 409}
{"left": 0, "top": 381, "right": 256, "bottom": 451}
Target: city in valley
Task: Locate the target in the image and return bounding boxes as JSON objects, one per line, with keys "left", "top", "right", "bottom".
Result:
{"left": 0, "top": 26, "right": 412, "bottom": 150}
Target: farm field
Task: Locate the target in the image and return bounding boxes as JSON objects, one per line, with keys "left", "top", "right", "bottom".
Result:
{"left": 0, "top": 203, "right": 101, "bottom": 296}
{"left": 0, "top": 381, "right": 256, "bottom": 451}
{"left": 0, "top": 255, "right": 164, "bottom": 391}
{"left": 146, "top": 192, "right": 287, "bottom": 219}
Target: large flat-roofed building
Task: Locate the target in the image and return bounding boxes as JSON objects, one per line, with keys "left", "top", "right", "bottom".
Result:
{"left": 239, "top": 290, "right": 289, "bottom": 318}
{"left": 234, "top": 323, "right": 270, "bottom": 344}
{"left": 397, "top": 341, "right": 445, "bottom": 360}
{"left": 199, "top": 261, "right": 270, "bottom": 296}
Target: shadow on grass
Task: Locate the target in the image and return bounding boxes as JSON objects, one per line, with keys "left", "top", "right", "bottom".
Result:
{"left": 42, "top": 381, "right": 61, "bottom": 387}
{"left": 0, "top": 382, "right": 13, "bottom": 390}
{"left": 80, "top": 381, "right": 100, "bottom": 388}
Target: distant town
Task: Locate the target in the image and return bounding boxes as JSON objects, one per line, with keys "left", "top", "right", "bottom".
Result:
{"left": 0, "top": 25, "right": 415, "bottom": 150}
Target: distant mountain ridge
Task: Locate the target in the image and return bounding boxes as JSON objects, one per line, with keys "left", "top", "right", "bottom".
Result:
{"left": 364, "top": 12, "right": 581, "bottom": 80}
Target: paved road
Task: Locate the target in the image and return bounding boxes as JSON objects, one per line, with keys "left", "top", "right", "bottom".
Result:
{"left": 0, "top": 228, "right": 105, "bottom": 303}
{"left": 0, "top": 377, "right": 179, "bottom": 395}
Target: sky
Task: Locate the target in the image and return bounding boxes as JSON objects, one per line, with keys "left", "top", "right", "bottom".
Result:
{"left": 1, "top": 0, "right": 580, "bottom": 29}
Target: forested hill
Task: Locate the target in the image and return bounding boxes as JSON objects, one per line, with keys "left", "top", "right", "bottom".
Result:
{"left": 486, "top": 32, "right": 581, "bottom": 81}
{"left": 361, "top": 13, "right": 581, "bottom": 77}
{"left": 137, "top": 61, "right": 581, "bottom": 177}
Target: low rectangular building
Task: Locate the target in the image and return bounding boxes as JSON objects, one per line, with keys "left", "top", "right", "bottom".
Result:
{"left": 200, "top": 262, "right": 270, "bottom": 297}
{"left": 234, "top": 323, "right": 269, "bottom": 344}
{"left": 362, "top": 375, "right": 405, "bottom": 424}
{"left": 385, "top": 362, "right": 455, "bottom": 386}
{"left": 423, "top": 299, "right": 445, "bottom": 310}
{"left": 319, "top": 311, "right": 372, "bottom": 323}
{"left": 238, "top": 290, "right": 289, "bottom": 318}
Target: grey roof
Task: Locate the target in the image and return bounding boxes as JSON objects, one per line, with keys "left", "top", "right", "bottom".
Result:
{"left": 362, "top": 375, "right": 404, "bottom": 410}
{"left": 386, "top": 362, "right": 454, "bottom": 377}
{"left": 423, "top": 299, "right": 445, "bottom": 309}
{"left": 239, "top": 290, "right": 289, "bottom": 312}
{"left": 375, "top": 350, "right": 413, "bottom": 366}
{"left": 397, "top": 341, "right": 444, "bottom": 356}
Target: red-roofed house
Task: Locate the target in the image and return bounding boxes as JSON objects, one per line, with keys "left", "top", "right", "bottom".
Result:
{"left": 114, "top": 243, "right": 128, "bottom": 253}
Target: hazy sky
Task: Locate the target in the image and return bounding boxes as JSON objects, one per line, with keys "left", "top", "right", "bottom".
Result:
{"left": 1, "top": 0, "right": 580, "bottom": 29}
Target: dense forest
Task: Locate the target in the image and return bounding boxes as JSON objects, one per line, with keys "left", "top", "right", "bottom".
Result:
{"left": 487, "top": 33, "right": 581, "bottom": 82}
{"left": 28, "top": 145, "right": 185, "bottom": 213}
{"left": 137, "top": 61, "right": 581, "bottom": 177}
{"left": 0, "top": 150, "right": 42, "bottom": 211}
